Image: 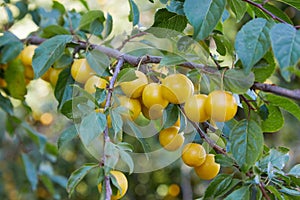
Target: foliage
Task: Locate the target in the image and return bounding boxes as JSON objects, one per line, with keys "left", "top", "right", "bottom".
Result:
{"left": 0, "top": 0, "right": 300, "bottom": 199}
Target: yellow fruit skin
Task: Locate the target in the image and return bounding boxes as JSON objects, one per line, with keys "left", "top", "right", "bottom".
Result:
{"left": 142, "top": 82, "right": 169, "bottom": 109}
{"left": 98, "top": 171, "right": 128, "bottom": 200}
{"left": 118, "top": 96, "right": 141, "bottom": 120}
{"left": 159, "top": 126, "right": 184, "bottom": 151}
{"left": 161, "top": 74, "right": 194, "bottom": 104}
{"left": 120, "top": 70, "right": 148, "bottom": 98}
{"left": 184, "top": 94, "right": 209, "bottom": 122}
{"left": 95, "top": 108, "right": 112, "bottom": 128}
{"left": 141, "top": 103, "right": 163, "bottom": 120}
{"left": 49, "top": 68, "right": 63, "bottom": 86}
{"left": 194, "top": 154, "right": 220, "bottom": 180}
{"left": 24, "top": 65, "right": 34, "bottom": 79}
{"left": 205, "top": 90, "right": 237, "bottom": 122}
{"left": 84, "top": 75, "right": 108, "bottom": 94}
{"left": 41, "top": 69, "right": 51, "bottom": 82}
{"left": 71, "top": 59, "right": 95, "bottom": 83}
{"left": 181, "top": 143, "right": 206, "bottom": 167}
{"left": 0, "top": 78, "right": 7, "bottom": 88}
{"left": 20, "top": 45, "right": 37, "bottom": 67}
{"left": 173, "top": 117, "right": 180, "bottom": 127}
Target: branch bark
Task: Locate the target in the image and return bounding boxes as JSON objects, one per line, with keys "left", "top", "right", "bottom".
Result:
{"left": 101, "top": 57, "right": 125, "bottom": 200}
{"left": 25, "top": 35, "right": 300, "bottom": 101}
{"left": 252, "top": 82, "right": 300, "bottom": 101}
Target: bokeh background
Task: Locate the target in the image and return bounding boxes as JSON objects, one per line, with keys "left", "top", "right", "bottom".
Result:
{"left": 0, "top": 0, "right": 300, "bottom": 199}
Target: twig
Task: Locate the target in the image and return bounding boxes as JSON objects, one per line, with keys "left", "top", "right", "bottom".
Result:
{"left": 117, "top": 31, "right": 147, "bottom": 51}
{"left": 242, "top": 0, "right": 290, "bottom": 26}
{"left": 209, "top": 52, "right": 222, "bottom": 70}
{"left": 259, "top": 181, "right": 271, "bottom": 200}
{"left": 190, "top": 120, "right": 227, "bottom": 154}
{"left": 102, "top": 57, "right": 125, "bottom": 199}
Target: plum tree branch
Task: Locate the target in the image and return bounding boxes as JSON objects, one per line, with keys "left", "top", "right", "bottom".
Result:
{"left": 242, "top": 0, "right": 300, "bottom": 29}
{"left": 101, "top": 57, "right": 124, "bottom": 200}
{"left": 252, "top": 82, "right": 300, "bottom": 101}
{"left": 25, "top": 35, "right": 300, "bottom": 101}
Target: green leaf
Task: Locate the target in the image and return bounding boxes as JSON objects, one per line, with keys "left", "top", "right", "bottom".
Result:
{"left": 252, "top": 51, "right": 276, "bottom": 83}
{"left": 111, "top": 108, "right": 123, "bottom": 135}
{"left": 213, "top": 35, "right": 226, "bottom": 56}
{"left": 215, "top": 154, "right": 236, "bottom": 167}
{"left": 90, "top": 19, "right": 104, "bottom": 36}
{"left": 289, "top": 164, "right": 300, "bottom": 177}
{"left": 166, "top": 0, "right": 185, "bottom": 15}
{"left": 160, "top": 54, "right": 187, "bottom": 66}
{"left": 0, "top": 32, "right": 23, "bottom": 63}
{"left": 15, "top": 1, "right": 28, "bottom": 20}
{"left": 204, "top": 174, "right": 234, "bottom": 199}
{"left": 35, "top": 7, "right": 62, "bottom": 28}
{"left": 148, "top": 8, "right": 187, "bottom": 37}
{"left": 128, "top": 0, "right": 140, "bottom": 26}
{"left": 264, "top": 3, "right": 293, "bottom": 24}
{"left": 22, "top": 123, "right": 47, "bottom": 154}
{"left": 269, "top": 23, "right": 300, "bottom": 81}
{"left": 53, "top": 53, "right": 73, "bottom": 68}
{"left": 22, "top": 153, "right": 38, "bottom": 191}
{"left": 79, "top": 10, "right": 105, "bottom": 30}
{"left": 79, "top": 0, "right": 90, "bottom": 10}
{"left": 57, "top": 125, "right": 78, "bottom": 149}
{"left": 184, "top": 0, "right": 226, "bottom": 40}
{"left": 66, "top": 163, "right": 98, "bottom": 197}
{"left": 162, "top": 104, "right": 179, "bottom": 129}
{"left": 79, "top": 112, "right": 107, "bottom": 146}
{"left": 40, "top": 175, "right": 55, "bottom": 195}
{"left": 117, "top": 68, "right": 137, "bottom": 83}
{"left": 5, "top": 59, "right": 27, "bottom": 100}
{"left": 86, "top": 49, "right": 110, "bottom": 76}
{"left": 0, "top": 109, "right": 6, "bottom": 140}
{"left": 52, "top": 0, "right": 66, "bottom": 14}
{"left": 127, "top": 120, "right": 151, "bottom": 154}
{"left": 0, "top": 93, "right": 13, "bottom": 115}
{"left": 119, "top": 150, "right": 134, "bottom": 174}
{"left": 266, "top": 94, "right": 300, "bottom": 121}
{"left": 259, "top": 149, "right": 289, "bottom": 171}
{"left": 261, "top": 105, "right": 284, "bottom": 132}
{"left": 223, "top": 69, "right": 255, "bottom": 94}
{"left": 235, "top": 18, "right": 273, "bottom": 74}
{"left": 4, "top": 6, "right": 14, "bottom": 26}
{"left": 276, "top": 0, "right": 300, "bottom": 10}
{"left": 105, "top": 141, "right": 119, "bottom": 168}
{"left": 228, "top": 0, "right": 247, "bottom": 22}
{"left": 224, "top": 186, "right": 250, "bottom": 200}
{"left": 103, "top": 13, "right": 113, "bottom": 39}
{"left": 117, "top": 142, "right": 134, "bottom": 152}
{"left": 41, "top": 25, "right": 70, "bottom": 38}
{"left": 266, "top": 185, "right": 284, "bottom": 200}
{"left": 60, "top": 96, "right": 91, "bottom": 120}
{"left": 55, "top": 67, "right": 75, "bottom": 109}
{"left": 230, "top": 119, "right": 264, "bottom": 172}
{"left": 280, "top": 187, "right": 300, "bottom": 196}
{"left": 32, "top": 35, "right": 73, "bottom": 78}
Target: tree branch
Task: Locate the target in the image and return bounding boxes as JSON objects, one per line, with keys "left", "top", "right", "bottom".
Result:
{"left": 101, "top": 57, "right": 125, "bottom": 200}
{"left": 242, "top": 0, "right": 296, "bottom": 28}
{"left": 259, "top": 181, "right": 271, "bottom": 200}
{"left": 191, "top": 121, "right": 227, "bottom": 154}
{"left": 117, "top": 31, "right": 147, "bottom": 51}
{"left": 252, "top": 82, "right": 300, "bottom": 101}
{"left": 25, "top": 35, "right": 300, "bottom": 102}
